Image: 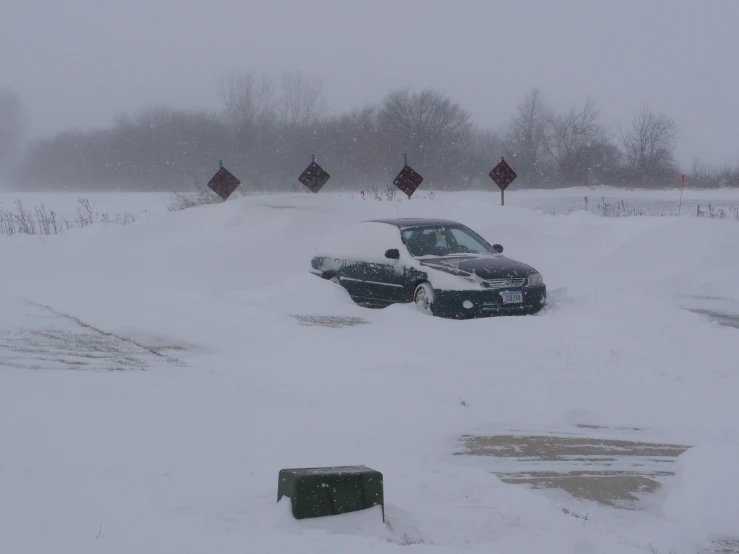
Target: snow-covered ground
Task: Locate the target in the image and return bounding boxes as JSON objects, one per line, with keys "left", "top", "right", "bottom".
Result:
{"left": 1, "top": 188, "right": 738, "bottom": 554}
{"left": 2, "top": 185, "right": 739, "bottom": 220}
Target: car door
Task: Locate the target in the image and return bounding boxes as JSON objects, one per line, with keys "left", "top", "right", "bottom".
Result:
{"left": 339, "top": 255, "right": 408, "bottom": 304}
{"left": 337, "top": 258, "right": 376, "bottom": 301}
{"left": 336, "top": 223, "right": 409, "bottom": 305}
{"left": 368, "top": 257, "right": 410, "bottom": 303}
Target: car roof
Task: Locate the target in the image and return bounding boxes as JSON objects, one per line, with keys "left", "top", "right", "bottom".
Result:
{"left": 364, "top": 218, "right": 463, "bottom": 229}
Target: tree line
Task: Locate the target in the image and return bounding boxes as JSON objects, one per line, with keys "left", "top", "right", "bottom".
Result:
{"left": 1, "top": 73, "right": 738, "bottom": 192}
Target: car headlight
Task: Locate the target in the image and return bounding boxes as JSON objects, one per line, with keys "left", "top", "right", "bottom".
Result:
{"left": 311, "top": 257, "right": 324, "bottom": 270}
{"left": 527, "top": 272, "right": 544, "bottom": 287}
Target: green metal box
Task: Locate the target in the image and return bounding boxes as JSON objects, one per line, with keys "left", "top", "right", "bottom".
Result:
{"left": 277, "top": 465, "right": 384, "bottom": 521}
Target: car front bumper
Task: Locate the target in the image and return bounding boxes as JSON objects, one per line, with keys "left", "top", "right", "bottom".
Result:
{"left": 432, "top": 285, "right": 547, "bottom": 318}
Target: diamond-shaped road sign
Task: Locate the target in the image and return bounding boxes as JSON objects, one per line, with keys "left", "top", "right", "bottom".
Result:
{"left": 393, "top": 165, "right": 423, "bottom": 198}
{"left": 298, "top": 161, "right": 331, "bottom": 193}
{"left": 489, "top": 158, "right": 517, "bottom": 190}
{"left": 207, "top": 166, "right": 241, "bottom": 200}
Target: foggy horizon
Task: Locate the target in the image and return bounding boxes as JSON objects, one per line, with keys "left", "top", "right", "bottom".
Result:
{"left": 3, "top": 0, "right": 739, "bottom": 171}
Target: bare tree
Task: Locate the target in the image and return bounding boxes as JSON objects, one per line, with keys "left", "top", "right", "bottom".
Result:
{"left": 218, "top": 70, "right": 275, "bottom": 129}
{"left": 14, "top": 71, "right": 704, "bottom": 193}
{"left": 688, "top": 158, "right": 739, "bottom": 188}
{"left": 619, "top": 105, "right": 678, "bottom": 178}
{"left": 379, "top": 89, "right": 471, "bottom": 146}
{"left": 546, "top": 97, "right": 600, "bottom": 174}
{"left": 0, "top": 87, "right": 27, "bottom": 178}
{"left": 464, "top": 128, "right": 504, "bottom": 188}
{"left": 279, "top": 70, "right": 326, "bottom": 128}
{"left": 377, "top": 88, "right": 471, "bottom": 182}
{"left": 329, "top": 105, "right": 380, "bottom": 184}
{"left": 506, "top": 88, "right": 554, "bottom": 183}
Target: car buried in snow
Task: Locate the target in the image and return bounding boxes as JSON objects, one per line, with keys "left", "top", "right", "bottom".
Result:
{"left": 309, "top": 218, "right": 546, "bottom": 318}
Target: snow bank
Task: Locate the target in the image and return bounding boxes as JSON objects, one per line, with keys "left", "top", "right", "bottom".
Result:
{"left": 1, "top": 189, "right": 738, "bottom": 554}
{"left": 662, "top": 444, "right": 739, "bottom": 539}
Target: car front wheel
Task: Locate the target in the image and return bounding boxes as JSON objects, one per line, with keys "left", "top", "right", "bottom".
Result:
{"left": 413, "top": 282, "right": 435, "bottom": 314}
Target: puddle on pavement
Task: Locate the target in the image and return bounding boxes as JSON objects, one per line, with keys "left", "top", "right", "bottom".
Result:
{"left": 502, "top": 473, "right": 662, "bottom": 506}
{"left": 459, "top": 434, "right": 687, "bottom": 459}
{"left": 456, "top": 432, "right": 690, "bottom": 509}
{"left": 291, "top": 315, "right": 369, "bottom": 328}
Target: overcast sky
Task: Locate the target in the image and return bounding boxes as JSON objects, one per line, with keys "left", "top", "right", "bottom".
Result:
{"left": 2, "top": 0, "right": 737, "bottom": 168}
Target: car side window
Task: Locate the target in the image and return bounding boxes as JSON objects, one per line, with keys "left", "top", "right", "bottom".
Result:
{"left": 404, "top": 229, "right": 440, "bottom": 256}
{"left": 450, "top": 228, "right": 490, "bottom": 253}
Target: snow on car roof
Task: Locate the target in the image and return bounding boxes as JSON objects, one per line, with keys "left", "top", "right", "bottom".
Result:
{"left": 364, "top": 218, "right": 463, "bottom": 228}
{"left": 314, "top": 221, "right": 405, "bottom": 261}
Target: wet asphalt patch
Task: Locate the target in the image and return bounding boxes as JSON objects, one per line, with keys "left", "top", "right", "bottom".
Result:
{"left": 456, "top": 430, "right": 690, "bottom": 509}
{"left": 290, "top": 315, "right": 370, "bottom": 328}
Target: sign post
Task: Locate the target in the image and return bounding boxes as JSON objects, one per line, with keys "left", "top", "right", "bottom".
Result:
{"left": 206, "top": 162, "right": 241, "bottom": 201}
{"left": 392, "top": 153, "right": 424, "bottom": 199}
{"left": 489, "top": 157, "right": 517, "bottom": 206}
{"left": 298, "top": 155, "right": 331, "bottom": 193}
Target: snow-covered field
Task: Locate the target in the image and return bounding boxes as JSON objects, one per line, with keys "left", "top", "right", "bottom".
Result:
{"left": 3, "top": 185, "right": 739, "bottom": 220}
{"left": 1, "top": 187, "right": 738, "bottom": 554}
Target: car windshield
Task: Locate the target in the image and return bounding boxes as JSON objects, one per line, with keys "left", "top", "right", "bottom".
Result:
{"left": 401, "top": 225, "right": 494, "bottom": 257}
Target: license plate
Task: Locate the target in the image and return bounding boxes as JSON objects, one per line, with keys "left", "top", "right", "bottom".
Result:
{"left": 500, "top": 291, "right": 523, "bottom": 304}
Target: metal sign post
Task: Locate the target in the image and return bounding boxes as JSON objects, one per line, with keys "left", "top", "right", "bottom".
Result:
{"left": 298, "top": 155, "right": 331, "bottom": 193}
{"left": 392, "top": 153, "right": 424, "bottom": 199}
{"left": 489, "top": 157, "right": 518, "bottom": 206}
{"left": 207, "top": 161, "right": 241, "bottom": 200}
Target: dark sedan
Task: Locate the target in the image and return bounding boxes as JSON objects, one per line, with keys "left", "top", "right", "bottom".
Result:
{"left": 310, "top": 218, "right": 547, "bottom": 318}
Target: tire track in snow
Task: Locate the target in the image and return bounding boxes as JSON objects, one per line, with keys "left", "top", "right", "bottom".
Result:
{"left": 0, "top": 295, "right": 185, "bottom": 371}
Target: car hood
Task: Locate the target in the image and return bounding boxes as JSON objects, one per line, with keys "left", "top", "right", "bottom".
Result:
{"left": 418, "top": 254, "right": 537, "bottom": 280}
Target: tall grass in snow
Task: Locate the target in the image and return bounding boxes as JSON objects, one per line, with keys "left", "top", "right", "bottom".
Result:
{"left": 0, "top": 198, "right": 136, "bottom": 236}
{"left": 583, "top": 196, "right": 739, "bottom": 220}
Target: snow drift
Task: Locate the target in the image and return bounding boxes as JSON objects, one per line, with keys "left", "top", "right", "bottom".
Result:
{"left": 1, "top": 189, "right": 738, "bottom": 554}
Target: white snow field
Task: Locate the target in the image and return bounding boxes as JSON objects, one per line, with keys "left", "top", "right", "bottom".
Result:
{"left": 1, "top": 187, "right": 739, "bottom": 554}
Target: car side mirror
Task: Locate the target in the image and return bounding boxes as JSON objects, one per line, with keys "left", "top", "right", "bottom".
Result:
{"left": 385, "top": 248, "right": 400, "bottom": 260}
{"left": 492, "top": 244, "right": 504, "bottom": 253}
